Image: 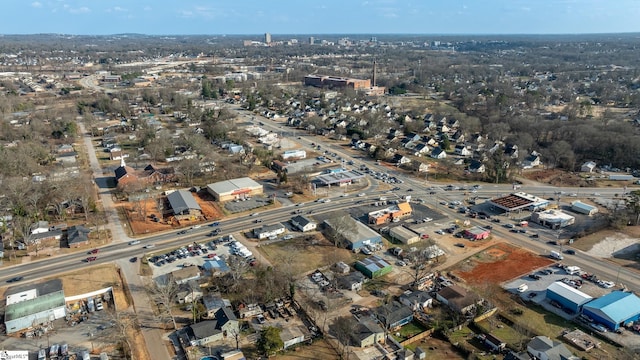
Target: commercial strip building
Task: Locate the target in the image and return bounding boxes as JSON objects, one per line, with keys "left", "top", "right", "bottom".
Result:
{"left": 315, "top": 169, "right": 365, "bottom": 187}
{"left": 368, "top": 202, "right": 412, "bottom": 225}
{"left": 530, "top": 209, "right": 575, "bottom": 229}
{"left": 254, "top": 223, "right": 286, "bottom": 240}
{"left": 206, "top": 177, "right": 263, "bottom": 202}
{"left": 489, "top": 192, "right": 550, "bottom": 213}
{"left": 4, "top": 279, "right": 67, "bottom": 334}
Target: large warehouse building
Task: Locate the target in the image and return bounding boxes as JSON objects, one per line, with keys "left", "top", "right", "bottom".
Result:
{"left": 546, "top": 281, "right": 592, "bottom": 314}
{"left": 324, "top": 218, "right": 382, "bottom": 251}
{"left": 582, "top": 291, "right": 640, "bottom": 331}
{"left": 206, "top": 177, "right": 263, "bottom": 202}
{"left": 4, "top": 279, "right": 66, "bottom": 334}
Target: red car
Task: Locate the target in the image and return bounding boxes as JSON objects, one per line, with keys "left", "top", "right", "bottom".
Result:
{"left": 86, "top": 256, "right": 97, "bottom": 262}
{"left": 207, "top": 253, "right": 217, "bottom": 258}
{"left": 421, "top": 234, "right": 430, "bottom": 239}
{"left": 89, "top": 248, "right": 100, "bottom": 254}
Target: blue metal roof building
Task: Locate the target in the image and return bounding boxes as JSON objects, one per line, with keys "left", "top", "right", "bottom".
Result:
{"left": 582, "top": 291, "right": 640, "bottom": 331}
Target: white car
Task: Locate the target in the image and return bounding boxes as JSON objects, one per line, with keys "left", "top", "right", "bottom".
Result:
{"left": 283, "top": 235, "right": 294, "bottom": 240}
{"left": 143, "top": 244, "right": 156, "bottom": 249}
{"left": 128, "top": 240, "right": 141, "bottom": 245}
{"left": 358, "top": 193, "right": 366, "bottom": 197}
{"left": 321, "top": 199, "right": 331, "bottom": 203}
{"left": 517, "top": 284, "right": 528, "bottom": 293}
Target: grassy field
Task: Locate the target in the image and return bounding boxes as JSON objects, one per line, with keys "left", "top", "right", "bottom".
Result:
{"left": 259, "top": 234, "right": 353, "bottom": 274}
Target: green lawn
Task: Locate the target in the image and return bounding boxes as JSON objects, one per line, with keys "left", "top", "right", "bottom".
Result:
{"left": 391, "top": 321, "right": 429, "bottom": 342}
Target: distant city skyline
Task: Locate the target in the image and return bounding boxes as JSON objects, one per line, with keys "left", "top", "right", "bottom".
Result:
{"left": 2, "top": 0, "right": 639, "bottom": 36}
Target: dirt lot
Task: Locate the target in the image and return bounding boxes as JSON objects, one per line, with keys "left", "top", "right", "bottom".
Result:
{"left": 522, "top": 169, "right": 591, "bottom": 187}
{"left": 123, "top": 191, "right": 223, "bottom": 235}
{"left": 453, "top": 242, "right": 554, "bottom": 284}
{"left": 573, "top": 226, "right": 640, "bottom": 271}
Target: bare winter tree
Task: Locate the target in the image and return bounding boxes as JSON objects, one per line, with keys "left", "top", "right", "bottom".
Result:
{"left": 146, "top": 277, "right": 179, "bottom": 330}
{"left": 325, "top": 211, "right": 357, "bottom": 247}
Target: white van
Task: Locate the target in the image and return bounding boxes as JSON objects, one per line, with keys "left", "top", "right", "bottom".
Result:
{"left": 549, "top": 251, "right": 564, "bottom": 260}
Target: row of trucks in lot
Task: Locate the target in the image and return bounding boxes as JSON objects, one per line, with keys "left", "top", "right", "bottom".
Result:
{"left": 39, "top": 346, "right": 108, "bottom": 360}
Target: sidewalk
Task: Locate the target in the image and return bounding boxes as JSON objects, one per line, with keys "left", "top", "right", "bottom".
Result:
{"left": 80, "top": 123, "right": 171, "bottom": 360}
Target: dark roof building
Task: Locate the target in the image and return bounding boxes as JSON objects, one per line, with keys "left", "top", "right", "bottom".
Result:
{"left": 167, "top": 190, "right": 202, "bottom": 219}
{"left": 374, "top": 301, "right": 414, "bottom": 330}
{"left": 67, "top": 225, "right": 90, "bottom": 248}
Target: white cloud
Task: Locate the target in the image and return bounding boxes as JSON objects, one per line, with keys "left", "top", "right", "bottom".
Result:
{"left": 68, "top": 6, "right": 90, "bottom": 14}
{"left": 113, "top": 6, "right": 127, "bottom": 12}
{"left": 31, "top": 1, "right": 42, "bottom": 8}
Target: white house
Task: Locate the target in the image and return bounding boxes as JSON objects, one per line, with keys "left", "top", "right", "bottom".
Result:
{"left": 399, "top": 290, "right": 433, "bottom": 311}
{"left": 290, "top": 215, "right": 317, "bottom": 232}
{"left": 522, "top": 152, "right": 542, "bottom": 169}
{"left": 454, "top": 144, "right": 472, "bottom": 157}
{"left": 254, "top": 223, "right": 286, "bottom": 240}
{"left": 430, "top": 147, "right": 447, "bottom": 159}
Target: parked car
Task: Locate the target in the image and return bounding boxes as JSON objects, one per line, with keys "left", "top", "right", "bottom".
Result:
{"left": 590, "top": 323, "right": 608, "bottom": 332}
{"left": 129, "top": 257, "right": 138, "bottom": 263}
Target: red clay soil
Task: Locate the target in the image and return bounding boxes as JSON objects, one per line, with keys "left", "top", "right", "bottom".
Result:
{"left": 455, "top": 242, "right": 554, "bottom": 284}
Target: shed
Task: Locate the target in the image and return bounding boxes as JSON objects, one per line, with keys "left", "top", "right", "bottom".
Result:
{"left": 546, "top": 281, "right": 592, "bottom": 314}
{"left": 355, "top": 255, "right": 392, "bottom": 279}
{"left": 389, "top": 226, "right": 420, "bottom": 244}
{"left": 582, "top": 291, "right": 640, "bottom": 331}
{"left": 570, "top": 201, "right": 598, "bottom": 216}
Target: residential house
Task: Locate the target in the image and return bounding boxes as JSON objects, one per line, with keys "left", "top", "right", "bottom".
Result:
{"left": 504, "top": 144, "right": 519, "bottom": 159}
{"left": 30, "top": 221, "right": 50, "bottom": 235}
{"left": 399, "top": 290, "right": 433, "bottom": 311}
{"left": 254, "top": 223, "right": 286, "bottom": 240}
{"left": 170, "top": 266, "right": 201, "bottom": 285}
{"left": 215, "top": 306, "right": 239, "bottom": 335}
{"left": 451, "top": 129, "right": 465, "bottom": 143}
{"left": 447, "top": 118, "right": 460, "bottom": 129}
{"left": 184, "top": 320, "right": 223, "bottom": 346}
{"left": 522, "top": 152, "right": 542, "bottom": 169}
{"left": 66, "top": 225, "right": 90, "bottom": 248}
{"left": 581, "top": 161, "right": 597, "bottom": 173}
{"left": 175, "top": 281, "right": 203, "bottom": 304}
{"left": 338, "top": 272, "right": 366, "bottom": 291}
{"left": 391, "top": 154, "right": 411, "bottom": 165}
{"left": 351, "top": 318, "right": 385, "bottom": 348}
{"left": 468, "top": 159, "right": 486, "bottom": 173}
{"left": 436, "top": 285, "right": 481, "bottom": 314}
{"left": 430, "top": 147, "right": 447, "bottom": 159}
{"left": 413, "top": 143, "right": 430, "bottom": 156}
{"left": 203, "top": 293, "right": 231, "bottom": 318}
{"left": 290, "top": 215, "right": 317, "bottom": 232}
{"left": 527, "top": 336, "right": 579, "bottom": 360}
{"left": 482, "top": 333, "right": 506, "bottom": 353}
{"left": 454, "top": 144, "right": 472, "bottom": 157}
{"left": 374, "top": 301, "right": 414, "bottom": 330}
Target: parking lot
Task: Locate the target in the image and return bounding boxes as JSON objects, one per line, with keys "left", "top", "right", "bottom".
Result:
{"left": 223, "top": 195, "right": 273, "bottom": 213}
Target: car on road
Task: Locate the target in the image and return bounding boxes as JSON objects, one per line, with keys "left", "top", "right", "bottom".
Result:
{"left": 504, "top": 223, "right": 515, "bottom": 228}
{"left": 89, "top": 248, "right": 100, "bottom": 254}
{"left": 530, "top": 233, "right": 539, "bottom": 238}
{"left": 254, "top": 219, "right": 263, "bottom": 223}
{"left": 143, "top": 244, "right": 156, "bottom": 249}
{"left": 129, "top": 257, "right": 138, "bottom": 263}
{"left": 86, "top": 256, "right": 97, "bottom": 262}
{"left": 128, "top": 240, "right": 141, "bottom": 245}
{"left": 565, "top": 249, "right": 576, "bottom": 255}
{"left": 6, "top": 276, "right": 23, "bottom": 283}
{"left": 191, "top": 225, "right": 201, "bottom": 229}
{"left": 358, "top": 193, "right": 366, "bottom": 197}
{"left": 209, "top": 222, "right": 220, "bottom": 227}
{"left": 178, "top": 230, "right": 187, "bottom": 235}
{"left": 547, "top": 240, "right": 558, "bottom": 245}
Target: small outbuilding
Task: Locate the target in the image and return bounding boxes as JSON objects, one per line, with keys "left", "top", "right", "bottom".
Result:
{"left": 464, "top": 226, "right": 491, "bottom": 240}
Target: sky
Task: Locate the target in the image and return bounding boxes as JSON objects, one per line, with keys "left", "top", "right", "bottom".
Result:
{"left": 2, "top": 0, "right": 640, "bottom": 36}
